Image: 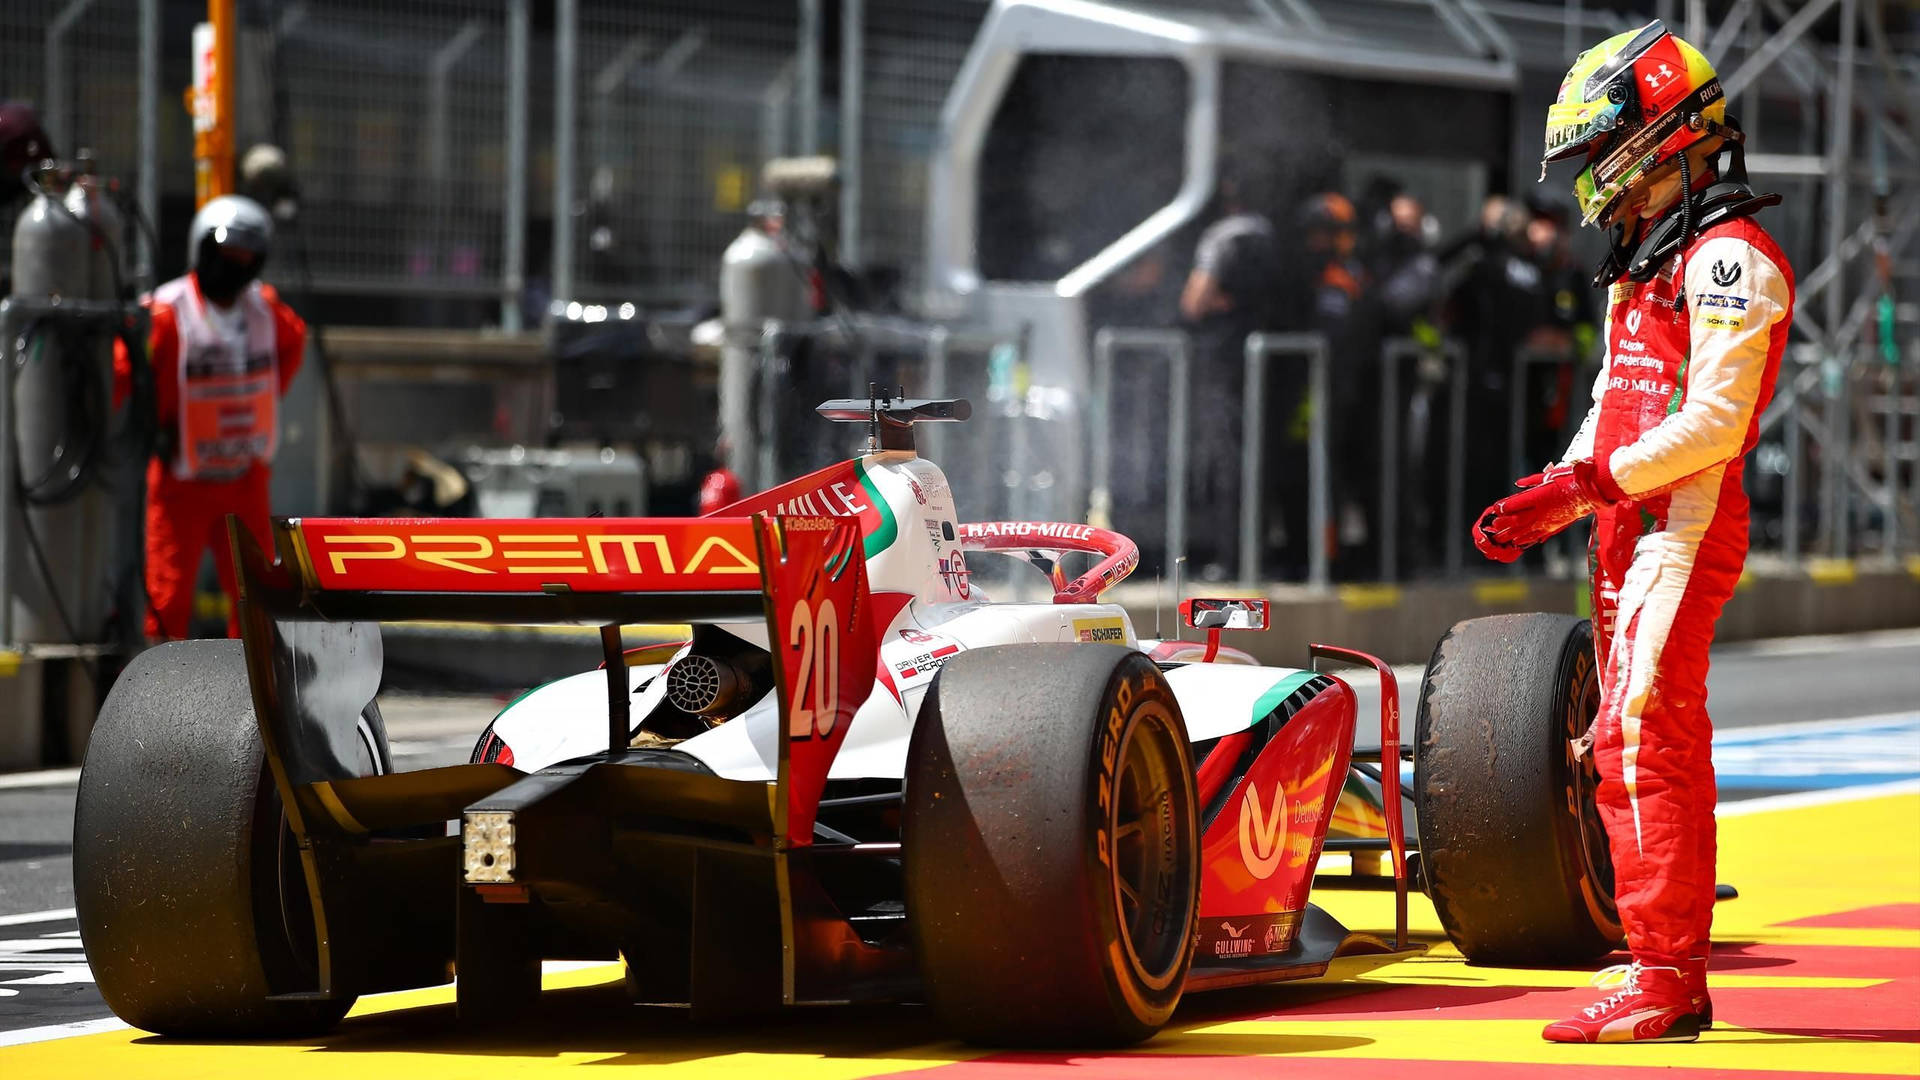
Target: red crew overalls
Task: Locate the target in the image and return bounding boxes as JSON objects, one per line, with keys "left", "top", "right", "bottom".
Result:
{"left": 1564, "top": 216, "right": 1794, "bottom": 965}
{"left": 114, "top": 277, "right": 305, "bottom": 639}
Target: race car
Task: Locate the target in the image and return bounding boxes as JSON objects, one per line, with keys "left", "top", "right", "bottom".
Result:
{"left": 72, "top": 396, "right": 1619, "bottom": 1046}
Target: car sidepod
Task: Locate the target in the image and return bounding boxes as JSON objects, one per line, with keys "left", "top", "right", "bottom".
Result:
{"left": 1162, "top": 663, "right": 1373, "bottom": 986}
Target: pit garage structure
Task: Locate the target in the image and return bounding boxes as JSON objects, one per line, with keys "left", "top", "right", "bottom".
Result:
{"left": 923, "top": 0, "right": 1520, "bottom": 526}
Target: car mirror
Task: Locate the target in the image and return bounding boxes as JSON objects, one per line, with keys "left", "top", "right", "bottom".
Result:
{"left": 1179, "top": 597, "right": 1270, "bottom": 632}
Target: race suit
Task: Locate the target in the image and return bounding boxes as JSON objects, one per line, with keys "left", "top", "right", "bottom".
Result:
{"left": 114, "top": 276, "right": 305, "bottom": 639}
{"left": 1562, "top": 215, "right": 1794, "bottom": 965}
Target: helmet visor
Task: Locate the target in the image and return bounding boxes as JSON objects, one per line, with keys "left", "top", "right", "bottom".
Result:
{"left": 1543, "top": 98, "right": 1625, "bottom": 166}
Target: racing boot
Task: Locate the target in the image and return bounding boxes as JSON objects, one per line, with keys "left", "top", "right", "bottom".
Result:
{"left": 1685, "top": 955, "right": 1713, "bottom": 1029}
{"left": 1542, "top": 962, "right": 1700, "bottom": 1044}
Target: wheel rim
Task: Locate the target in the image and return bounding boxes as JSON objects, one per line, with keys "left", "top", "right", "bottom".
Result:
{"left": 1107, "top": 702, "right": 1194, "bottom": 987}
{"left": 1564, "top": 660, "right": 1621, "bottom": 930}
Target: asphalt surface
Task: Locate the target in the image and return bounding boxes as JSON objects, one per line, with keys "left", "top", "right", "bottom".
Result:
{"left": 0, "top": 628, "right": 1916, "bottom": 1034}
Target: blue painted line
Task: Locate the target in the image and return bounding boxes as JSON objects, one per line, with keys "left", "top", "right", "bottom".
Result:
{"left": 1391, "top": 714, "right": 1920, "bottom": 793}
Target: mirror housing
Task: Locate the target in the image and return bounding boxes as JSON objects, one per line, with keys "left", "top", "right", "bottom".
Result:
{"left": 1180, "top": 597, "right": 1270, "bottom": 632}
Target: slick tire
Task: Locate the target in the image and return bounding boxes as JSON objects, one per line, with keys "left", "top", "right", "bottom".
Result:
{"left": 904, "top": 645, "right": 1199, "bottom": 1046}
{"left": 1413, "top": 613, "right": 1623, "bottom": 964}
{"left": 73, "top": 640, "right": 383, "bottom": 1037}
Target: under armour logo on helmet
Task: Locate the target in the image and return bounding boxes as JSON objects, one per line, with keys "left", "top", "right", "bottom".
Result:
{"left": 1710, "top": 260, "right": 1741, "bottom": 287}
{"left": 1644, "top": 63, "right": 1675, "bottom": 91}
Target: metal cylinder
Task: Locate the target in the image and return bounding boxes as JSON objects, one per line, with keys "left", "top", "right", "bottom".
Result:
{"left": 5, "top": 166, "right": 123, "bottom": 646}
{"left": 719, "top": 221, "right": 809, "bottom": 482}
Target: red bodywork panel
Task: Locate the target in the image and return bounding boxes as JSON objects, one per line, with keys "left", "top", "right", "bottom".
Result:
{"left": 758, "top": 516, "right": 878, "bottom": 847}
{"left": 294, "top": 517, "right": 761, "bottom": 592}
{"left": 1194, "top": 678, "right": 1356, "bottom": 962}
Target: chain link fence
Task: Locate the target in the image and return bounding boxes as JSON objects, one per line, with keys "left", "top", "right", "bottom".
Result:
{"left": 1, "top": 0, "right": 146, "bottom": 181}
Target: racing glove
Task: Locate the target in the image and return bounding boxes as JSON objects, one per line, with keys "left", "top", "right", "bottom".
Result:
{"left": 1472, "top": 460, "right": 1617, "bottom": 562}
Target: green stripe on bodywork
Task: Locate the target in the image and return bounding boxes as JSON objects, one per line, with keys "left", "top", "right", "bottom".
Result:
{"left": 855, "top": 458, "right": 898, "bottom": 560}
{"left": 1250, "top": 670, "right": 1319, "bottom": 727}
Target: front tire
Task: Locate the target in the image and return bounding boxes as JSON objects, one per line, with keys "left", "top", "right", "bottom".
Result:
{"left": 904, "top": 645, "right": 1199, "bottom": 1046}
{"left": 1413, "top": 613, "right": 1623, "bottom": 964}
{"left": 73, "top": 640, "right": 376, "bottom": 1036}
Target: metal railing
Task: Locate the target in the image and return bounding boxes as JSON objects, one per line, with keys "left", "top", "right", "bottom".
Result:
{"left": 1091, "top": 328, "right": 1190, "bottom": 578}
{"left": 1241, "top": 333, "right": 1330, "bottom": 589}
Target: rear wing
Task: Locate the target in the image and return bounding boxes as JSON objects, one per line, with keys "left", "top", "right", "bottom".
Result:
{"left": 232, "top": 513, "right": 876, "bottom": 847}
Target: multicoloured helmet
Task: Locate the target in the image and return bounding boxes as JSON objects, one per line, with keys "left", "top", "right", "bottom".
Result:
{"left": 1542, "top": 21, "right": 1728, "bottom": 227}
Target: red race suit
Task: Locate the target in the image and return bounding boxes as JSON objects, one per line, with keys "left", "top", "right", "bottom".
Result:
{"left": 114, "top": 275, "right": 305, "bottom": 639}
{"left": 1560, "top": 215, "right": 1794, "bottom": 965}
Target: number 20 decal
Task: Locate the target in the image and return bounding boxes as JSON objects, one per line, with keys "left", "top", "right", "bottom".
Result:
{"left": 787, "top": 597, "right": 841, "bottom": 739}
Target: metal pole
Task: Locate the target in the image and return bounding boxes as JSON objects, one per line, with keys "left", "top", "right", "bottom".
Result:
{"left": 1240, "top": 341, "right": 1266, "bottom": 587}
{"left": 839, "top": 0, "right": 864, "bottom": 267}
{"left": 1508, "top": 351, "right": 1527, "bottom": 484}
{"left": 502, "top": 0, "right": 528, "bottom": 331}
{"left": 46, "top": 0, "right": 98, "bottom": 152}
{"left": 1886, "top": 349, "right": 1900, "bottom": 559}
{"left": 1446, "top": 340, "right": 1467, "bottom": 575}
{"left": 1685, "top": 0, "right": 1705, "bottom": 43}
{"left": 1091, "top": 329, "right": 1115, "bottom": 532}
{"left": 0, "top": 302, "right": 14, "bottom": 648}
{"left": 551, "top": 0, "right": 578, "bottom": 311}
{"left": 1308, "top": 339, "right": 1330, "bottom": 589}
{"left": 757, "top": 324, "right": 783, "bottom": 492}
{"left": 1379, "top": 342, "right": 1399, "bottom": 582}
{"left": 923, "top": 327, "right": 951, "bottom": 464}
{"left": 137, "top": 0, "right": 159, "bottom": 290}
{"left": 1785, "top": 394, "right": 1802, "bottom": 560}
{"left": 1826, "top": 0, "right": 1858, "bottom": 557}
{"left": 429, "top": 21, "right": 486, "bottom": 294}
{"left": 798, "top": 0, "right": 822, "bottom": 155}
{"left": 1167, "top": 339, "right": 1190, "bottom": 578}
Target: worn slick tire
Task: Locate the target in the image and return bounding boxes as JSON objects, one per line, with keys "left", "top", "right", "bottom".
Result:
{"left": 904, "top": 644, "right": 1199, "bottom": 1047}
{"left": 72, "top": 640, "right": 380, "bottom": 1037}
{"left": 1413, "top": 613, "right": 1624, "bottom": 964}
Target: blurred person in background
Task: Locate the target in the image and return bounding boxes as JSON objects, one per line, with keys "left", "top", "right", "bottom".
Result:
{"left": 0, "top": 103, "right": 57, "bottom": 295}
{"left": 1180, "top": 159, "right": 1281, "bottom": 578}
{"left": 1519, "top": 194, "right": 1600, "bottom": 471}
{"left": 1445, "top": 194, "right": 1548, "bottom": 518}
{"left": 1473, "top": 22, "right": 1793, "bottom": 1043}
{"left": 1266, "top": 191, "right": 1366, "bottom": 578}
{"left": 113, "top": 195, "right": 306, "bottom": 640}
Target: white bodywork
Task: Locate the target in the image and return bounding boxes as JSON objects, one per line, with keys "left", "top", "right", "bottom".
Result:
{"left": 489, "top": 450, "right": 1310, "bottom": 780}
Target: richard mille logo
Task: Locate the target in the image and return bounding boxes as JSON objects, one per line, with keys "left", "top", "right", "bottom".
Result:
{"left": 1238, "top": 783, "right": 1289, "bottom": 879}
{"left": 1710, "top": 259, "right": 1742, "bottom": 287}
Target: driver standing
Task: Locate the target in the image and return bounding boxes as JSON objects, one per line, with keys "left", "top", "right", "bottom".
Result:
{"left": 1471, "top": 21, "right": 1794, "bottom": 1044}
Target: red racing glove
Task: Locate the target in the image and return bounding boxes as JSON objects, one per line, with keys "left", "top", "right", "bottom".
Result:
{"left": 1473, "top": 460, "right": 1619, "bottom": 563}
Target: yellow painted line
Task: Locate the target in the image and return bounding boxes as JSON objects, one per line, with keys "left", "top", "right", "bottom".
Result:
{"left": 1472, "top": 580, "right": 1528, "bottom": 606}
{"left": 1806, "top": 557, "right": 1858, "bottom": 585}
{"left": 1908, "top": 554, "right": 1920, "bottom": 582}
{"left": 1143, "top": 1017, "right": 1920, "bottom": 1074}
{"left": 1338, "top": 584, "right": 1402, "bottom": 611}
{"left": 1736, "top": 567, "right": 1755, "bottom": 591}
{"left": 0, "top": 650, "right": 19, "bottom": 677}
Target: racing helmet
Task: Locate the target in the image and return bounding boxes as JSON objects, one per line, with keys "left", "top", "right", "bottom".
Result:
{"left": 188, "top": 194, "right": 273, "bottom": 304}
{"left": 1542, "top": 21, "right": 1731, "bottom": 227}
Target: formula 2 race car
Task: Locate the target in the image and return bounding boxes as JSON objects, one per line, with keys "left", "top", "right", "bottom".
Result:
{"left": 72, "top": 396, "right": 1621, "bottom": 1046}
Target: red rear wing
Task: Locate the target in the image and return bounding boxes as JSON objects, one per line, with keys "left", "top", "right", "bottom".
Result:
{"left": 235, "top": 513, "right": 875, "bottom": 848}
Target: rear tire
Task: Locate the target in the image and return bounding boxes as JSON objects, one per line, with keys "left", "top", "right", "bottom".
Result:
{"left": 1413, "top": 613, "right": 1623, "bottom": 964}
{"left": 904, "top": 645, "right": 1198, "bottom": 1046}
{"left": 73, "top": 640, "right": 377, "bottom": 1036}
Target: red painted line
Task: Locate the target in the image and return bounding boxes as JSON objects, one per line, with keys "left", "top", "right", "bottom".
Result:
{"left": 1778, "top": 904, "right": 1920, "bottom": 930}
{"left": 867, "top": 1054, "right": 1919, "bottom": 1080}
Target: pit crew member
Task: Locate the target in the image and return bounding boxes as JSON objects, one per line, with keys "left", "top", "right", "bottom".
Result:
{"left": 114, "top": 195, "right": 305, "bottom": 639}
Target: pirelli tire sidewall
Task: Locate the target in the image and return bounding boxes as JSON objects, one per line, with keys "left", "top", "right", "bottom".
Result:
{"left": 904, "top": 644, "right": 1199, "bottom": 1047}
{"left": 1412, "top": 613, "right": 1624, "bottom": 965}
{"left": 72, "top": 640, "right": 371, "bottom": 1037}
